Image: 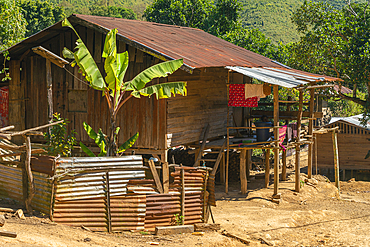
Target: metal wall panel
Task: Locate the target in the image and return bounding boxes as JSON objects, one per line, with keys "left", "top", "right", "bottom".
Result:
{"left": 0, "top": 165, "right": 23, "bottom": 202}
{"left": 32, "top": 171, "right": 52, "bottom": 215}
{"left": 54, "top": 156, "right": 145, "bottom": 201}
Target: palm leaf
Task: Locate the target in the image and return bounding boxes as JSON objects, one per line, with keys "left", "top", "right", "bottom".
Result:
{"left": 132, "top": 81, "right": 187, "bottom": 99}
{"left": 79, "top": 142, "right": 96, "bottom": 157}
{"left": 118, "top": 132, "right": 139, "bottom": 153}
{"left": 62, "top": 18, "right": 105, "bottom": 91}
{"left": 125, "top": 59, "right": 184, "bottom": 91}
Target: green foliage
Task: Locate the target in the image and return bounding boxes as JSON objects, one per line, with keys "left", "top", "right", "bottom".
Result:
{"left": 144, "top": 0, "right": 241, "bottom": 36}
{"left": 90, "top": 5, "right": 137, "bottom": 19}
{"left": 62, "top": 18, "right": 186, "bottom": 155}
{"left": 223, "top": 27, "right": 278, "bottom": 59}
{"left": 285, "top": 1, "right": 370, "bottom": 121}
{"left": 18, "top": 0, "right": 65, "bottom": 37}
{"left": 117, "top": 132, "right": 139, "bottom": 153}
{"left": 0, "top": 0, "right": 27, "bottom": 51}
{"left": 327, "top": 92, "right": 365, "bottom": 117}
{"left": 43, "top": 113, "right": 77, "bottom": 157}
{"left": 173, "top": 213, "right": 184, "bottom": 225}
{"left": 0, "top": 51, "right": 11, "bottom": 81}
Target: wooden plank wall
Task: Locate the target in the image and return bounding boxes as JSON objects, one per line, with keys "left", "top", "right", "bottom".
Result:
{"left": 24, "top": 25, "right": 166, "bottom": 150}
{"left": 166, "top": 67, "right": 228, "bottom": 146}
{"left": 317, "top": 124, "right": 370, "bottom": 170}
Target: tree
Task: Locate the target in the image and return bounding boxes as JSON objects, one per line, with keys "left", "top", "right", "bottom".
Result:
{"left": 62, "top": 18, "right": 187, "bottom": 156}
{"left": 18, "top": 0, "right": 65, "bottom": 37}
{"left": 288, "top": 1, "right": 370, "bottom": 121}
{"left": 143, "top": 0, "right": 241, "bottom": 36}
{"left": 223, "top": 27, "right": 278, "bottom": 59}
{"left": 90, "top": 6, "right": 137, "bottom": 19}
{"left": 0, "top": 0, "right": 27, "bottom": 51}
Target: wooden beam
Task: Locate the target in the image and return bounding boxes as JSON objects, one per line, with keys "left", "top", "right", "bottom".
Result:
{"left": 251, "top": 110, "right": 323, "bottom": 119}
{"left": 295, "top": 90, "right": 304, "bottom": 193}
{"left": 240, "top": 149, "right": 247, "bottom": 194}
{"left": 149, "top": 160, "right": 164, "bottom": 194}
{"left": 308, "top": 88, "right": 315, "bottom": 178}
{"left": 181, "top": 167, "right": 185, "bottom": 224}
{"left": 32, "top": 46, "right": 69, "bottom": 68}
{"left": 0, "top": 230, "right": 17, "bottom": 238}
{"left": 162, "top": 162, "right": 169, "bottom": 194}
{"left": 264, "top": 150, "right": 270, "bottom": 188}
{"left": 273, "top": 85, "right": 279, "bottom": 195}
{"left": 294, "top": 84, "right": 335, "bottom": 90}
{"left": 282, "top": 150, "right": 287, "bottom": 181}
{"left": 193, "top": 124, "right": 210, "bottom": 167}
{"left": 332, "top": 130, "right": 340, "bottom": 191}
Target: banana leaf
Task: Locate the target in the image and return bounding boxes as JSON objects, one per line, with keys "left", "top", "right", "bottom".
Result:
{"left": 62, "top": 18, "right": 105, "bottom": 91}
{"left": 79, "top": 142, "right": 96, "bottom": 157}
{"left": 118, "top": 132, "right": 139, "bottom": 153}
{"left": 124, "top": 59, "right": 184, "bottom": 91}
{"left": 132, "top": 81, "right": 187, "bottom": 99}
{"left": 365, "top": 150, "right": 370, "bottom": 159}
{"left": 83, "top": 122, "right": 107, "bottom": 157}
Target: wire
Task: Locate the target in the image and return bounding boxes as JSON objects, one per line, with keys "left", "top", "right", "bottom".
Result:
{"left": 63, "top": 67, "right": 91, "bottom": 87}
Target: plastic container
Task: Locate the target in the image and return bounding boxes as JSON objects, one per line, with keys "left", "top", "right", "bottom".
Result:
{"left": 255, "top": 121, "right": 273, "bottom": 142}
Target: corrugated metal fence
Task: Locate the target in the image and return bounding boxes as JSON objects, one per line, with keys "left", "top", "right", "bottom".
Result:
{"left": 0, "top": 156, "right": 208, "bottom": 232}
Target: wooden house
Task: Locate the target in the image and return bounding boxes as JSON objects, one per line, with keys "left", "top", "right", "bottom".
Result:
{"left": 316, "top": 114, "right": 370, "bottom": 170}
{"left": 1, "top": 14, "right": 338, "bottom": 162}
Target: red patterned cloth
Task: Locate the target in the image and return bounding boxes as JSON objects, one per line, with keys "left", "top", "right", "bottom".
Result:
{"left": 0, "top": 86, "right": 9, "bottom": 127}
{"left": 228, "top": 84, "right": 258, "bottom": 107}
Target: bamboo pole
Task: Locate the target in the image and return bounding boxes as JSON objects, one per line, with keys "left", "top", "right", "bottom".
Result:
{"left": 273, "top": 85, "right": 279, "bottom": 195}
{"left": 282, "top": 149, "right": 287, "bottom": 181}
{"left": 315, "top": 134, "right": 318, "bottom": 175}
{"left": 181, "top": 167, "right": 185, "bottom": 224}
{"left": 308, "top": 88, "right": 315, "bottom": 178}
{"left": 295, "top": 90, "right": 304, "bottom": 192}
{"left": 264, "top": 150, "right": 270, "bottom": 188}
{"left": 226, "top": 128, "right": 230, "bottom": 194}
{"left": 332, "top": 130, "right": 340, "bottom": 192}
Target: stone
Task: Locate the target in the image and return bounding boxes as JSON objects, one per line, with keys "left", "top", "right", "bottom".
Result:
{"left": 14, "top": 209, "right": 25, "bottom": 220}
{"left": 155, "top": 225, "right": 194, "bottom": 235}
{"left": 0, "top": 215, "right": 5, "bottom": 227}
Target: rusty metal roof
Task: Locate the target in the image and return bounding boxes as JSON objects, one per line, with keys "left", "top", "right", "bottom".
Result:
{"left": 71, "top": 14, "right": 282, "bottom": 70}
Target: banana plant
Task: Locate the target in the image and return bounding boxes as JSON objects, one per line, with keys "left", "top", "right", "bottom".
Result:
{"left": 62, "top": 18, "right": 187, "bottom": 156}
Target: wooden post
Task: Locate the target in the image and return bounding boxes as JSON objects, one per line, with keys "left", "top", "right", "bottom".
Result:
{"left": 332, "top": 130, "right": 340, "bottom": 192}
{"left": 181, "top": 167, "right": 185, "bottom": 225}
{"left": 240, "top": 149, "right": 247, "bottom": 194}
{"left": 149, "top": 160, "right": 164, "bottom": 194}
{"left": 220, "top": 152, "right": 225, "bottom": 184}
{"left": 282, "top": 149, "right": 287, "bottom": 181}
{"left": 264, "top": 150, "right": 270, "bottom": 188}
{"left": 105, "top": 171, "right": 112, "bottom": 233}
{"left": 226, "top": 128, "right": 230, "bottom": 193}
{"left": 295, "top": 90, "right": 304, "bottom": 193}
{"left": 314, "top": 134, "right": 318, "bottom": 175}
{"left": 273, "top": 85, "right": 279, "bottom": 195}
{"left": 46, "top": 60, "right": 53, "bottom": 121}
{"left": 246, "top": 150, "right": 251, "bottom": 180}
{"left": 162, "top": 162, "right": 169, "bottom": 194}
{"left": 24, "top": 135, "right": 34, "bottom": 214}
{"left": 308, "top": 88, "right": 315, "bottom": 178}
{"left": 9, "top": 60, "right": 24, "bottom": 145}
{"left": 21, "top": 153, "right": 28, "bottom": 208}
{"left": 202, "top": 171, "right": 209, "bottom": 222}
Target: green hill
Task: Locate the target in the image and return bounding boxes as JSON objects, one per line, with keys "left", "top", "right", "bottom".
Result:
{"left": 49, "top": 0, "right": 363, "bottom": 44}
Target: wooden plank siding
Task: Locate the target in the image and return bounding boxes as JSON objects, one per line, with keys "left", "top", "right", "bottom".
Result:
{"left": 317, "top": 131, "right": 370, "bottom": 170}
{"left": 166, "top": 68, "right": 228, "bottom": 146}
{"left": 14, "top": 25, "right": 230, "bottom": 153}
{"left": 21, "top": 27, "right": 169, "bottom": 151}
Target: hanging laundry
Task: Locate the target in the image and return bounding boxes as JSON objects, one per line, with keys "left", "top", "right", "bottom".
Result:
{"left": 244, "top": 84, "right": 271, "bottom": 98}
{"left": 228, "top": 84, "right": 258, "bottom": 107}
{"left": 0, "top": 86, "right": 9, "bottom": 127}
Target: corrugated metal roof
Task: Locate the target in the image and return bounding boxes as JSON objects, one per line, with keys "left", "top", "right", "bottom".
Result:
{"left": 226, "top": 66, "right": 339, "bottom": 88}
{"left": 328, "top": 114, "right": 370, "bottom": 130}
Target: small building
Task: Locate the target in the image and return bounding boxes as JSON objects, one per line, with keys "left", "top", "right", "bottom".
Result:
{"left": 1, "top": 14, "right": 337, "bottom": 164}
{"left": 317, "top": 114, "right": 370, "bottom": 171}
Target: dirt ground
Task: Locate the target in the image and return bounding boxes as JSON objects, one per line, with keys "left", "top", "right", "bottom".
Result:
{"left": 1, "top": 165, "right": 370, "bottom": 246}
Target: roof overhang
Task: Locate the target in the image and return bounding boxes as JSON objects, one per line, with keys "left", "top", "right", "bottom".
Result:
{"left": 226, "top": 66, "right": 340, "bottom": 89}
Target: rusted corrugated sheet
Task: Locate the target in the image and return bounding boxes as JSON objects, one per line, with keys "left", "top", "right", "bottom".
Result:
{"left": 127, "top": 179, "right": 159, "bottom": 194}
{"left": 145, "top": 193, "right": 181, "bottom": 231}
{"left": 54, "top": 156, "right": 145, "bottom": 201}
{"left": 31, "top": 171, "right": 52, "bottom": 214}
{"left": 111, "top": 195, "right": 146, "bottom": 232}
{"left": 53, "top": 194, "right": 146, "bottom": 232}
{"left": 0, "top": 165, "right": 52, "bottom": 215}
{"left": 0, "top": 164, "right": 23, "bottom": 202}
